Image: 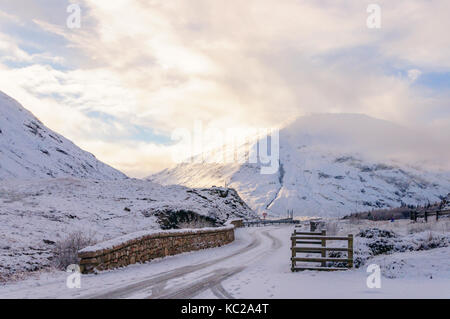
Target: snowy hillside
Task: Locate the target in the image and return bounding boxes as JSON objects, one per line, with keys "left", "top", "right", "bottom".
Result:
{"left": 0, "top": 91, "right": 126, "bottom": 180}
{"left": 0, "top": 178, "right": 257, "bottom": 278}
{"left": 0, "top": 91, "right": 259, "bottom": 280}
{"left": 150, "top": 114, "right": 450, "bottom": 218}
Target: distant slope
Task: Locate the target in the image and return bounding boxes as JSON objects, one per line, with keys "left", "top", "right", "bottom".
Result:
{"left": 149, "top": 114, "right": 450, "bottom": 217}
{"left": 0, "top": 91, "right": 126, "bottom": 180}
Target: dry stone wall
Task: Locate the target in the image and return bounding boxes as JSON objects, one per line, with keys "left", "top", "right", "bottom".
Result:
{"left": 78, "top": 226, "right": 235, "bottom": 273}
{"left": 227, "top": 219, "right": 244, "bottom": 228}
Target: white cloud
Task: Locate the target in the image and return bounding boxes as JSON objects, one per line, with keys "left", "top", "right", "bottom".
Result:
{"left": 407, "top": 69, "right": 422, "bottom": 82}
{"left": 0, "top": 34, "right": 32, "bottom": 62}
{"left": 0, "top": 0, "right": 450, "bottom": 176}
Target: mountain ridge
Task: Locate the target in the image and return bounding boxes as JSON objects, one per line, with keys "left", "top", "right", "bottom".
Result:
{"left": 0, "top": 91, "right": 127, "bottom": 180}
{"left": 149, "top": 114, "right": 450, "bottom": 217}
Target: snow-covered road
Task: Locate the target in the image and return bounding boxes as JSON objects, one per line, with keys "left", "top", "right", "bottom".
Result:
{"left": 0, "top": 225, "right": 449, "bottom": 299}
{"left": 86, "top": 227, "right": 280, "bottom": 299}
{"left": 0, "top": 226, "right": 281, "bottom": 299}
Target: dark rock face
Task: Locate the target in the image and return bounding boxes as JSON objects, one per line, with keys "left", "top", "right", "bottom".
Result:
{"left": 155, "top": 209, "right": 219, "bottom": 229}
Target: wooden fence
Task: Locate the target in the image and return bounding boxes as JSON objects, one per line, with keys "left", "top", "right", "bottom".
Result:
{"left": 291, "top": 229, "right": 353, "bottom": 272}
{"left": 410, "top": 209, "right": 450, "bottom": 222}
{"left": 243, "top": 219, "right": 300, "bottom": 227}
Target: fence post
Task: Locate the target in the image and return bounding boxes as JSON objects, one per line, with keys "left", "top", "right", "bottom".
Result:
{"left": 424, "top": 211, "right": 428, "bottom": 223}
{"left": 291, "top": 235, "right": 296, "bottom": 271}
{"left": 348, "top": 234, "right": 353, "bottom": 269}
{"left": 436, "top": 211, "right": 439, "bottom": 221}
{"left": 321, "top": 230, "right": 326, "bottom": 267}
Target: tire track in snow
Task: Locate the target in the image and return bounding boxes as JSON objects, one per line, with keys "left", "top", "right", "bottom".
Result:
{"left": 150, "top": 267, "right": 245, "bottom": 299}
{"left": 148, "top": 228, "right": 282, "bottom": 299}
{"left": 85, "top": 227, "right": 283, "bottom": 299}
{"left": 211, "top": 283, "right": 235, "bottom": 299}
{"left": 85, "top": 230, "right": 263, "bottom": 299}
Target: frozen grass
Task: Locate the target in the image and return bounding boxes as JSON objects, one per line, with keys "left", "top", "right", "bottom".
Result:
{"left": 408, "top": 222, "right": 434, "bottom": 234}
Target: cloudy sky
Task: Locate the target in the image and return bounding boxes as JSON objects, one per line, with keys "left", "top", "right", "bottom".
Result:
{"left": 0, "top": 0, "right": 449, "bottom": 177}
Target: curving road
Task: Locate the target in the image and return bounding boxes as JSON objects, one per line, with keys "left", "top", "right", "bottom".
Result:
{"left": 85, "top": 227, "right": 283, "bottom": 299}
{"left": 0, "top": 226, "right": 290, "bottom": 299}
{"left": 2, "top": 223, "right": 449, "bottom": 299}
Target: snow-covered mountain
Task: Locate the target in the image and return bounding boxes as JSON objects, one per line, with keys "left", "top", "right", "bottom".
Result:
{"left": 0, "top": 91, "right": 259, "bottom": 278}
{"left": 0, "top": 91, "right": 126, "bottom": 180}
{"left": 149, "top": 114, "right": 450, "bottom": 218}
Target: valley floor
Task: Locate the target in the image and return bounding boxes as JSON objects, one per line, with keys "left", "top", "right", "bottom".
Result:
{"left": 0, "top": 222, "right": 449, "bottom": 299}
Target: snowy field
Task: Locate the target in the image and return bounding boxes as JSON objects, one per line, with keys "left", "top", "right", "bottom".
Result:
{"left": 0, "top": 219, "right": 449, "bottom": 299}
{"left": 0, "top": 178, "right": 256, "bottom": 279}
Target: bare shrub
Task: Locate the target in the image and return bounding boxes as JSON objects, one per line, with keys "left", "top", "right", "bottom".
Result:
{"left": 52, "top": 231, "right": 96, "bottom": 270}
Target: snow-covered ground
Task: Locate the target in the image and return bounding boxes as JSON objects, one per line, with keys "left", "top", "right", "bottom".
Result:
{"left": 1, "top": 219, "right": 448, "bottom": 299}
{"left": 0, "top": 178, "right": 257, "bottom": 279}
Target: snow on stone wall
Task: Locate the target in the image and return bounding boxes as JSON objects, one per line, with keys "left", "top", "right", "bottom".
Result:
{"left": 78, "top": 226, "right": 235, "bottom": 273}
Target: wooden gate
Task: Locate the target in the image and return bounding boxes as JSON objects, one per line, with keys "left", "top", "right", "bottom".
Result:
{"left": 291, "top": 229, "right": 353, "bottom": 271}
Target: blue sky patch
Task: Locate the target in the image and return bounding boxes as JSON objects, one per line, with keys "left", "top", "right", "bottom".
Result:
{"left": 414, "top": 72, "right": 450, "bottom": 90}
{"left": 86, "top": 111, "right": 172, "bottom": 145}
